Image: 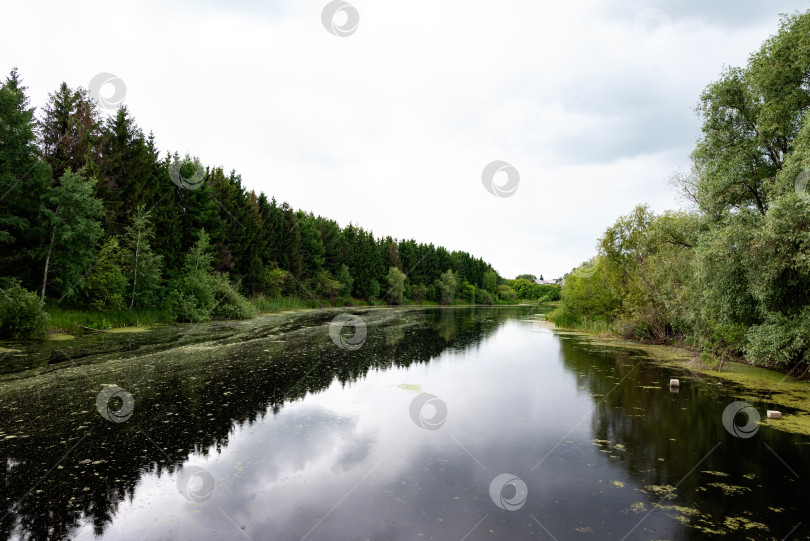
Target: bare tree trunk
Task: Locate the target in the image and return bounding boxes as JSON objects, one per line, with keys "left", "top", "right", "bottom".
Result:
{"left": 129, "top": 235, "right": 140, "bottom": 310}
{"left": 40, "top": 225, "right": 57, "bottom": 309}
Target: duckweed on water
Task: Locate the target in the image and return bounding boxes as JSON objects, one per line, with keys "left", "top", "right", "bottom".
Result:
{"left": 641, "top": 484, "right": 678, "bottom": 500}
{"left": 723, "top": 516, "right": 769, "bottom": 532}
{"left": 623, "top": 502, "right": 646, "bottom": 514}
{"left": 704, "top": 482, "right": 751, "bottom": 496}
{"left": 540, "top": 320, "right": 810, "bottom": 436}
{"left": 700, "top": 471, "right": 729, "bottom": 477}
{"left": 45, "top": 333, "right": 75, "bottom": 341}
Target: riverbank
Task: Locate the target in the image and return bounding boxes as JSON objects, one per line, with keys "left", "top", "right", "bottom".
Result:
{"left": 539, "top": 319, "right": 810, "bottom": 437}
{"left": 39, "top": 298, "right": 538, "bottom": 337}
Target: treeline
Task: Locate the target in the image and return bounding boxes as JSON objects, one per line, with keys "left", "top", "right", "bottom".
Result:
{"left": 550, "top": 12, "right": 810, "bottom": 372}
{"left": 0, "top": 70, "right": 550, "bottom": 338}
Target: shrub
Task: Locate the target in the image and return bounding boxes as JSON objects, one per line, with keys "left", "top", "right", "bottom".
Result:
{"left": 475, "top": 289, "right": 494, "bottom": 305}
{"left": 744, "top": 310, "right": 810, "bottom": 368}
{"left": 311, "top": 270, "right": 342, "bottom": 301}
{"left": 538, "top": 285, "right": 561, "bottom": 302}
{"left": 209, "top": 273, "right": 255, "bottom": 320}
{"left": 169, "top": 271, "right": 215, "bottom": 323}
{"left": 497, "top": 285, "right": 517, "bottom": 302}
{"left": 410, "top": 284, "right": 428, "bottom": 303}
{"left": 458, "top": 281, "right": 476, "bottom": 302}
{"left": 698, "top": 322, "right": 747, "bottom": 368}
{"left": 264, "top": 266, "right": 289, "bottom": 298}
{"left": 546, "top": 305, "right": 580, "bottom": 328}
{"left": 0, "top": 280, "right": 50, "bottom": 339}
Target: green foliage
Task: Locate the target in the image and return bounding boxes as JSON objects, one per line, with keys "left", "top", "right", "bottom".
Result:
{"left": 0, "top": 69, "right": 507, "bottom": 335}
{"left": 249, "top": 295, "right": 313, "bottom": 313}
{"left": 515, "top": 274, "right": 536, "bottom": 281}
{"left": 368, "top": 279, "right": 381, "bottom": 299}
{"left": 426, "top": 284, "right": 436, "bottom": 302}
{"left": 46, "top": 306, "right": 173, "bottom": 333}
{"left": 552, "top": 11, "right": 810, "bottom": 370}
{"left": 698, "top": 323, "right": 747, "bottom": 368}
{"left": 435, "top": 270, "right": 457, "bottom": 305}
{"left": 482, "top": 270, "right": 498, "bottom": 292}
{"left": 458, "top": 281, "right": 476, "bottom": 303}
{"left": 262, "top": 266, "right": 289, "bottom": 298}
{"left": 124, "top": 205, "right": 163, "bottom": 309}
{"left": 39, "top": 169, "right": 105, "bottom": 305}
{"left": 209, "top": 273, "right": 256, "bottom": 320}
{"left": 311, "top": 270, "right": 342, "bottom": 301}
{"left": 385, "top": 266, "right": 407, "bottom": 305}
{"left": 184, "top": 229, "right": 215, "bottom": 274}
{"left": 170, "top": 271, "right": 215, "bottom": 323}
{"left": 0, "top": 280, "right": 50, "bottom": 339}
{"left": 336, "top": 264, "right": 353, "bottom": 298}
{"left": 410, "top": 283, "right": 428, "bottom": 303}
{"left": 0, "top": 69, "right": 50, "bottom": 288}
{"left": 39, "top": 82, "right": 101, "bottom": 180}
{"left": 170, "top": 230, "right": 217, "bottom": 322}
{"left": 561, "top": 265, "right": 620, "bottom": 320}
{"left": 475, "top": 288, "right": 494, "bottom": 305}
{"left": 744, "top": 310, "right": 810, "bottom": 368}
{"left": 83, "top": 236, "right": 127, "bottom": 311}
{"left": 510, "top": 278, "right": 561, "bottom": 301}
{"left": 497, "top": 285, "right": 517, "bottom": 302}
{"left": 172, "top": 230, "right": 254, "bottom": 321}
{"left": 538, "top": 287, "right": 561, "bottom": 303}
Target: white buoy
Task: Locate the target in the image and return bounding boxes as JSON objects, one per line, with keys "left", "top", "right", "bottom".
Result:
{"left": 767, "top": 410, "right": 782, "bottom": 420}
{"left": 669, "top": 378, "right": 680, "bottom": 387}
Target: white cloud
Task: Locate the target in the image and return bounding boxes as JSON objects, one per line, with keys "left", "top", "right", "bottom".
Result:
{"left": 2, "top": 0, "right": 804, "bottom": 277}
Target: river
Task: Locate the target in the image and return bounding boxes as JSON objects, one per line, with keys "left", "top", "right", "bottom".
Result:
{"left": 0, "top": 306, "right": 807, "bottom": 540}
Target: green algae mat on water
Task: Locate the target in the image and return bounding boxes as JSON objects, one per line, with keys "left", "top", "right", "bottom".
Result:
{"left": 539, "top": 320, "right": 810, "bottom": 437}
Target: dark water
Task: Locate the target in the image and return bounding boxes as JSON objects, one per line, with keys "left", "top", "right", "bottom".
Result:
{"left": 0, "top": 306, "right": 807, "bottom": 540}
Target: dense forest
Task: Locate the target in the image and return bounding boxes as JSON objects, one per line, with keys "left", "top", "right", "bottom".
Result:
{"left": 551, "top": 11, "right": 810, "bottom": 373}
{"left": 0, "top": 69, "right": 561, "bottom": 339}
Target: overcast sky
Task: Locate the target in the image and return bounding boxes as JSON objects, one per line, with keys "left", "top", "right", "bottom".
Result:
{"left": 3, "top": 0, "right": 808, "bottom": 279}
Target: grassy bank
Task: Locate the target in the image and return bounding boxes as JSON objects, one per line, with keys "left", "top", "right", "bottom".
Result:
{"left": 47, "top": 306, "right": 176, "bottom": 334}
{"left": 546, "top": 305, "right": 616, "bottom": 336}
{"left": 43, "top": 297, "right": 540, "bottom": 336}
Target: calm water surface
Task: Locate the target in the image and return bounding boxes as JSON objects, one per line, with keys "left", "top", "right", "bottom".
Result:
{"left": 0, "top": 306, "right": 808, "bottom": 540}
